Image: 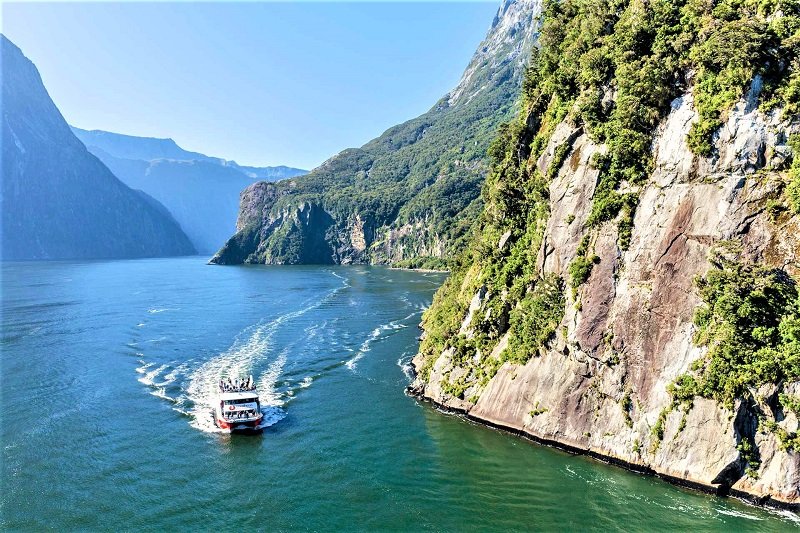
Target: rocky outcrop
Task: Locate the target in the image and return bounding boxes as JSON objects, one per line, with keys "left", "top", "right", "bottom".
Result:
{"left": 1, "top": 35, "right": 195, "bottom": 261}
{"left": 411, "top": 86, "right": 800, "bottom": 509}
{"left": 211, "top": 0, "right": 542, "bottom": 267}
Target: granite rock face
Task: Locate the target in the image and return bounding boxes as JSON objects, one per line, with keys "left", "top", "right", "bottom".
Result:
{"left": 1, "top": 36, "right": 195, "bottom": 260}
{"left": 411, "top": 86, "right": 800, "bottom": 508}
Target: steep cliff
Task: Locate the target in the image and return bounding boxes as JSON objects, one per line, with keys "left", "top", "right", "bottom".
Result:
{"left": 0, "top": 36, "right": 195, "bottom": 260}
{"left": 211, "top": 0, "right": 542, "bottom": 268}
{"left": 411, "top": 0, "right": 800, "bottom": 508}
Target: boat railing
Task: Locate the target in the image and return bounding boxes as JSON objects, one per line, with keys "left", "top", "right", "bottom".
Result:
{"left": 223, "top": 410, "right": 260, "bottom": 421}
{"left": 218, "top": 385, "right": 257, "bottom": 393}
{"left": 218, "top": 377, "right": 257, "bottom": 393}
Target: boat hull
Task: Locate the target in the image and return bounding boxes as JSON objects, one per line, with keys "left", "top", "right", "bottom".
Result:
{"left": 215, "top": 413, "right": 264, "bottom": 433}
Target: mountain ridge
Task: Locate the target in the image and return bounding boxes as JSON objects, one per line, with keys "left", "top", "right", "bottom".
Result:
{"left": 71, "top": 127, "right": 307, "bottom": 253}
{"left": 1, "top": 35, "right": 195, "bottom": 261}
{"left": 71, "top": 126, "right": 308, "bottom": 180}
{"left": 211, "top": 0, "right": 543, "bottom": 267}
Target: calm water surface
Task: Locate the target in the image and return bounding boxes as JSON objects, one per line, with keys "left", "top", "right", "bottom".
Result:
{"left": 1, "top": 257, "right": 798, "bottom": 531}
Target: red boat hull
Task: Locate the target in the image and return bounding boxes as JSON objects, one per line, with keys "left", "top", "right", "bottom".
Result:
{"left": 216, "top": 415, "right": 263, "bottom": 432}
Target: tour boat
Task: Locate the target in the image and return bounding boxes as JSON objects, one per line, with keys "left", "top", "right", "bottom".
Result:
{"left": 215, "top": 375, "right": 263, "bottom": 433}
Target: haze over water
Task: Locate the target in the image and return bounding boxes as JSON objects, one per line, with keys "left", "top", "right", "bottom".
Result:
{"left": 1, "top": 257, "right": 797, "bottom": 530}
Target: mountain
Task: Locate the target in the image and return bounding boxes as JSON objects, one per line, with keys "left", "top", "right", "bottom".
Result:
{"left": 71, "top": 128, "right": 307, "bottom": 254}
{"left": 0, "top": 35, "right": 195, "bottom": 261}
{"left": 410, "top": 0, "right": 800, "bottom": 508}
{"left": 70, "top": 127, "right": 307, "bottom": 181}
{"left": 211, "top": 0, "right": 542, "bottom": 268}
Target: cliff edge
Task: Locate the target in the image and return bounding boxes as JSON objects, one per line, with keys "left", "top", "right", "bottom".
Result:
{"left": 411, "top": 0, "right": 800, "bottom": 509}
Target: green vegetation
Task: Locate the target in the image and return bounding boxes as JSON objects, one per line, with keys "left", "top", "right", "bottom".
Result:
{"left": 677, "top": 412, "right": 687, "bottom": 434}
{"left": 547, "top": 142, "right": 572, "bottom": 181}
{"left": 780, "top": 393, "right": 800, "bottom": 417}
{"left": 214, "top": 16, "right": 533, "bottom": 267}
{"left": 621, "top": 390, "right": 633, "bottom": 428}
{"left": 529, "top": 402, "right": 549, "bottom": 416}
{"left": 419, "top": 271, "right": 473, "bottom": 382}
{"left": 667, "top": 244, "right": 800, "bottom": 410}
{"left": 440, "top": 372, "right": 470, "bottom": 400}
{"left": 417, "top": 0, "right": 800, "bottom": 408}
{"left": 569, "top": 255, "right": 599, "bottom": 297}
{"left": 788, "top": 135, "right": 800, "bottom": 213}
{"left": 507, "top": 274, "right": 566, "bottom": 363}
{"left": 760, "top": 418, "right": 800, "bottom": 452}
{"left": 660, "top": 243, "right": 800, "bottom": 460}
{"left": 540, "top": 0, "right": 799, "bottom": 246}
{"left": 391, "top": 256, "right": 449, "bottom": 271}
{"left": 738, "top": 436, "right": 761, "bottom": 478}
{"left": 650, "top": 407, "right": 670, "bottom": 451}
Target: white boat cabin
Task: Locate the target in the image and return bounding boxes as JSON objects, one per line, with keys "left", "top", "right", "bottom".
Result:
{"left": 219, "top": 391, "right": 260, "bottom": 421}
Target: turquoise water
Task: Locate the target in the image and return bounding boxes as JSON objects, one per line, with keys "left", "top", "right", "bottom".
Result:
{"left": 1, "top": 257, "right": 797, "bottom": 531}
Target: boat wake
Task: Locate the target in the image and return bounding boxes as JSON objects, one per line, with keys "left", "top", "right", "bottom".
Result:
{"left": 135, "top": 270, "right": 351, "bottom": 434}
{"left": 345, "top": 310, "right": 420, "bottom": 372}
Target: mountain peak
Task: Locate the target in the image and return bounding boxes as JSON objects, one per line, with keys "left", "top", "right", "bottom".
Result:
{"left": 446, "top": 0, "right": 541, "bottom": 106}
{"left": 2, "top": 35, "right": 195, "bottom": 260}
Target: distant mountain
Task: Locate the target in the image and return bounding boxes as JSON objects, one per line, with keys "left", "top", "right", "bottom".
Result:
{"left": 211, "top": 0, "right": 541, "bottom": 268}
{"left": 0, "top": 35, "right": 195, "bottom": 261}
{"left": 71, "top": 127, "right": 307, "bottom": 180}
{"left": 71, "top": 127, "right": 307, "bottom": 253}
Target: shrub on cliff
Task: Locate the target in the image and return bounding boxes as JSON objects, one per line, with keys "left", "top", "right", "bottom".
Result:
{"left": 417, "top": 0, "right": 800, "bottom": 403}
{"left": 788, "top": 134, "right": 800, "bottom": 213}
{"left": 670, "top": 245, "right": 800, "bottom": 410}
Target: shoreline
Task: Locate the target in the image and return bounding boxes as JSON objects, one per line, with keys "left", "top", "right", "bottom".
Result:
{"left": 405, "top": 384, "right": 800, "bottom": 514}
{"left": 387, "top": 266, "right": 450, "bottom": 273}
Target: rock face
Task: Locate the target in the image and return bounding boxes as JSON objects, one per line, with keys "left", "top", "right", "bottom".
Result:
{"left": 411, "top": 86, "right": 800, "bottom": 508}
{"left": 71, "top": 128, "right": 307, "bottom": 254}
{"left": 211, "top": 0, "right": 542, "bottom": 267}
{"left": 1, "top": 36, "right": 195, "bottom": 261}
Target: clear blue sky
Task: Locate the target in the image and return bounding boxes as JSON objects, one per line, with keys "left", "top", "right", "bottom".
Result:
{"left": 2, "top": 1, "right": 500, "bottom": 170}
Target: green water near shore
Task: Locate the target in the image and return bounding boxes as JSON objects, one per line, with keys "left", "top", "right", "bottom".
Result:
{"left": 2, "top": 257, "right": 797, "bottom": 530}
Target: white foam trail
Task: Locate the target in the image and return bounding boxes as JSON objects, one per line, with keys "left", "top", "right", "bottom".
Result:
{"left": 329, "top": 270, "right": 351, "bottom": 288}
{"left": 257, "top": 349, "right": 288, "bottom": 407}
{"left": 159, "top": 364, "right": 185, "bottom": 385}
{"left": 256, "top": 407, "right": 287, "bottom": 429}
{"left": 345, "top": 311, "right": 417, "bottom": 371}
{"left": 184, "top": 280, "right": 342, "bottom": 433}
{"left": 150, "top": 387, "right": 177, "bottom": 402}
{"left": 148, "top": 270, "right": 349, "bottom": 434}
{"left": 345, "top": 326, "right": 382, "bottom": 370}
{"left": 135, "top": 361, "right": 154, "bottom": 374}
{"left": 715, "top": 508, "right": 763, "bottom": 521}
{"left": 147, "top": 308, "right": 176, "bottom": 314}
{"left": 137, "top": 364, "right": 168, "bottom": 385}
{"left": 185, "top": 322, "right": 275, "bottom": 431}
{"left": 153, "top": 363, "right": 185, "bottom": 388}
{"left": 772, "top": 510, "right": 800, "bottom": 524}
{"left": 299, "top": 376, "right": 313, "bottom": 388}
